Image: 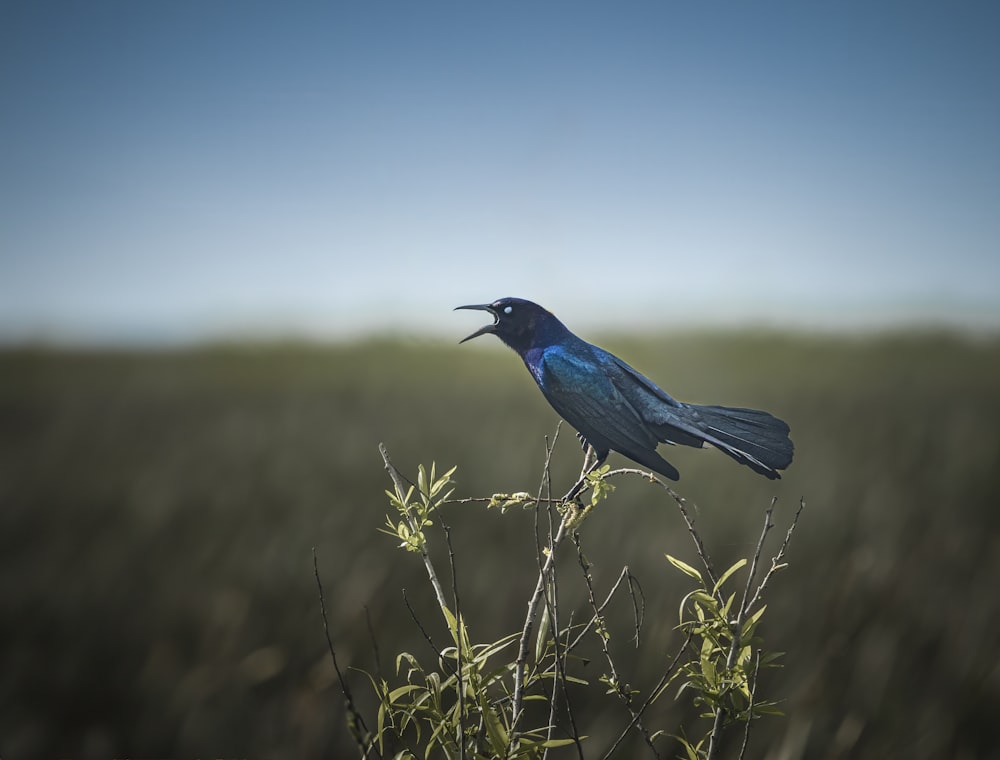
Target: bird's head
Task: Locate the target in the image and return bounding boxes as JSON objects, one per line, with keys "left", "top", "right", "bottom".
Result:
{"left": 455, "top": 297, "right": 566, "bottom": 353}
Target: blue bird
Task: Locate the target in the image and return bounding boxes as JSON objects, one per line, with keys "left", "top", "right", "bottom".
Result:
{"left": 456, "top": 297, "right": 793, "bottom": 481}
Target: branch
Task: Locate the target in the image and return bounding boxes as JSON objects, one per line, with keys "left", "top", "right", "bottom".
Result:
{"left": 739, "top": 498, "right": 776, "bottom": 619}
{"left": 586, "top": 467, "right": 803, "bottom": 760}
{"left": 443, "top": 496, "right": 568, "bottom": 506}
{"left": 541, "top": 562, "right": 585, "bottom": 760}
{"left": 363, "top": 606, "right": 384, "bottom": 685}
{"left": 745, "top": 497, "right": 805, "bottom": 612}
{"left": 313, "top": 548, "right": 382, "bottom": 759}
{"left": 600, "top": 468, "right": 719, "bottom": 589}
{"left": 573, "top": 530, "right": 660, "bottom": 758}
{"left": 442, "top": 519, "right": 468, "bottom": 760}
{"left": 562, "top": 566, "right": 641, "bottom": 656}
{"left": 402, "top": 590, "right": 453, "bottom": 675}
{"left": 539, "top": 432, "right": 586, "bottom": 760}
{"left": 601, "top": 630, "right": 695, "bottom": 760}
{"left": 705, "top": 501, "right": 775, "bottom": 760}
{"left": 508, "top": 435, "right": 592, "bottom": 752}
{"left": 738, "top": 650, "right": 763, "bottom": 760}
{"left": 379, "top": 443, "right": 451, "bottom": 617}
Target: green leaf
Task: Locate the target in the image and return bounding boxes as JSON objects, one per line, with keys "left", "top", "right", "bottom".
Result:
{"left": 417, "top": 464, "right": 427, "bottom": 497}
{"left": 666, "top": 554, "right": 703, "bottom": 582}
{"left": 396, "top": 651, "right": 422, "bottom": 677}
{"left": 404, "top": 484, "right": 415, "bottom": 504}
{"left": 535, "top": 601, "right": 551, "bottom": 664}
{"left": 713, "top": 557, "right": 748, "bottom": 594}
{"left": 425, "top": 670, "right": 442, "bottom": 699}
{"left": 760, "top": 650, "right": 785, "bottom": 666}
{"left": 701, "top": 658, "right": 718, "bottom": 689}
{"left": 682, "top": 739, "right": 701, "bottom": 760}
{"left": 388, "top": 684, "right": 423, "bottom": 703}
{"left": 474, "top": 632, "right": 518, "bottom": 664}
{"left": 376, "top": 699, "right": 387, "bottom": 752}
{"left": 441, "top": 605, "right": 459, "bottom": 644}
{"left": 690, "top": 590, "right": 719, "bottom": 613}
{"left": 675, "top": 680, "right": 696, "bottom": 700}
{"left": 721, "top": 591, "right": 736, "bottom": 619}
{"left": 541, "top": 737, "right": 583, "bottom": 748}
{"left": 755, "top": 702, "right": 785, "bottom": 716}
{"left": 742, "top": 605, "right": 767, "bottom": 637}
{"left": 423, "top": 719, "right": 446, "bottom": 760}
{"left": 430, "top": 465, "right": 457, "bottom": 497}
{"left": 482, "top": 705, "right": 509, "bottom": 752}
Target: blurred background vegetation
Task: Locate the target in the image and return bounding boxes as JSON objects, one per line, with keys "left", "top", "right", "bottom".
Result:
{"left": 1, "top": 330, "right": 999, "bottom": 758}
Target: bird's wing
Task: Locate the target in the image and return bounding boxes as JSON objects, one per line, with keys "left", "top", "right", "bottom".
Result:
{"left": 595, "top": 351, "right": 711, "bottom": 448}
{"left": 538, "top": 346, "right": 659, "bottom": 455}
{"left": 603, "top": 351, "right": 787, "bottom": 472}
{"left": 604, "top": 352, "right": 682, "bottom": 408}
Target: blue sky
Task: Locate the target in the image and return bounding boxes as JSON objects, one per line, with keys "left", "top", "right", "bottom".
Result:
{"left": 2, "top": 2, "right": 998, "bottom": 343}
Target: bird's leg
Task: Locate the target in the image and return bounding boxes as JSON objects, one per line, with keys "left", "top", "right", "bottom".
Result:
{"left": 562, "top": 447, "right": 607, "bottom": 502}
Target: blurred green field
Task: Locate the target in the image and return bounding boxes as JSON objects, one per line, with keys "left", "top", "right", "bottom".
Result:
{"left": 1, "top": 331, "right": 999, "bottom": 758}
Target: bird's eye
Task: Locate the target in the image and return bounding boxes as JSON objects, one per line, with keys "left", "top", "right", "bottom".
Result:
{"left": 504, "top": 306, "right": 513, "bottom": 315}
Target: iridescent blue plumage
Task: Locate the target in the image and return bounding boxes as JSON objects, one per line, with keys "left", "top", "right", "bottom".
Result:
{"left": 456, "top": 297, "right": 793, "bottom": 481}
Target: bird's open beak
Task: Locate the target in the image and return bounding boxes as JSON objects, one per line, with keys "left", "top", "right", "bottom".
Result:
{"left": 454, "top": 303, "right": 498, "bottom": 343}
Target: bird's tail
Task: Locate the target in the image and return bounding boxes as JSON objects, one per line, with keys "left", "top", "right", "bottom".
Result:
{"left": 684, "top": 404, "right": 794, "bottom": 480}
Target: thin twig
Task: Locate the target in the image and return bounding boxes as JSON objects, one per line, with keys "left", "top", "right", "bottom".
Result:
{"left": 666, "top": 494, "right": 719, "bottom": 591}
{"left": 738, "top": 650, "right": 763, "bottom": 760}
{"left": 543, "top": 581, "right": 560, "bottom": 751}
{"left": 627, "top": 571, "right": 645, "bottom": 648}
{"left": 313, "top": 548, "right": 381, "bottom": 759}
{"left": 402, "top": 590, "right": 453, "bottom": 676}
{"left": 600, "top": 631, "right": 695, "bottom": 760}
{"left": 379, "top": 443, "right": 451, "bottom": 617}
{"left": 746, "top": 497, "right": 805, "bottom": 612}
{"left": 706, "top": 499, "right": 777, "bottom": 760}
{"left": 563, "top": 566, "right": 640, "bottom": 655}
{"left": 539, "top": 432, "right": 585, "bottom": 760}
{"left": 547, "top": 564, "right": 644, "bottom": 663}
{"left": 558, "top": 611, "right": 587, "bottom": 760}
{"left": 364, "top": 606, "right": 384, "bottom": 685}
{"left": 511, "top": 429, "right": 567, "bottom": 749}
{"left": 443, "top": 496, "right": 568, "bottom": 506}
{"left": 534, "top": 428, "right": 561, "bottom": 585}
{"left": 580, "top": 467, "right": 802, "bottom": 760}
{"left": 601, "top": 467, "right": 720, "bottom": 589}
{"left": 530, "top": 564, "right": 640, "bottom": 705}
{"left": 442, "top": 519, "right": 468, "bottom": 760}
{"left": 542, "top": 561, "right": 586, "bottom": 760}
{"left": 540, "top": 432, "right": 571, "bottom": 755}
{"left": 739, "top": 498, "right": 776, "bottom": 618}
{"left": 537, "top": 431, "right": 565, "bottom": 751}
{"left": 508, "top": 439, "right": 592, "bottom": 753}
{"left": 573, "top": 531, "right": 660, "bottom": 759}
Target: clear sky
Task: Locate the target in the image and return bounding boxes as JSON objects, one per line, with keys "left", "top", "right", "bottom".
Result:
{"left": 2, "top": 1, "right": 998, "bottom": 343}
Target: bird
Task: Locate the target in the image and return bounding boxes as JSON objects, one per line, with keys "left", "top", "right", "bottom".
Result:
{"left": 456, "top": 297, "right": 793, "bottom": 482}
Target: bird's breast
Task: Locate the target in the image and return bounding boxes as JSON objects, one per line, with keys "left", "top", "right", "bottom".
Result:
{"left": 529, "top": 344, "right": 600, "bottom": 392}
{"left": 522, "top": 346, "right": 550, "bottom": 388}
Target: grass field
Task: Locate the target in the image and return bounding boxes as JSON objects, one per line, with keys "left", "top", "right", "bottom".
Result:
{"left": 1, "top": 331, "right": 998, "bottom": 758}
